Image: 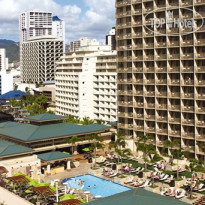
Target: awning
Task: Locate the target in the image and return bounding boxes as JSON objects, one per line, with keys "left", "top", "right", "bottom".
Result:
{"left": 37, "top": 151, "right": 72, "bottom": 162}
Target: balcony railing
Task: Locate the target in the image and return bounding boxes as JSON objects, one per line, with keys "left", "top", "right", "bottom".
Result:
{"left": 144, "top": 67, "right": 154, "bottom": 72}
{"left": 145, "top": 79, "right": 155, "bottom": 84}
{"left": 156, "top": 104, "right": 167, "bottom": 109}
{"left": 133, "top": 90, "right": 143, "bottom": 95}
{"left": 133, "top": 67, "right": 143, "bottom": 72}
{"left": 181, "top": 67, "right": 194, "bottom": 72}
{"left": 168, "top": 79, "right": 180, "bottom": 85}
{"left": 134, "top": 125, "right": 144, "bottom": 131}
{"left": 156, "top": 79, "right": 167, "bottom": 85}
{"left": 196, "top": 80, "right": 205, "bottom": 86}
{"left": 134, "top": 102, "right": 144, "bottom": 107}
{"left": 195, "top": 0, "right": 205, "bottom": 4}
{"left": 196, "top": 94, "right": 205, "bottom": 100}
{"left": 169, "top": 117, "right": 181, "bottom": 123}
{"left": 144, "top": 91, "right": 155, "bottom": 97}
{"left": 196, "top": 120, "right": 205, "bottom": 126}
{"left": 169, "top": 130, "right": 181, "bottom": 136}
{"left": 182, "top": 119, "right": 194, "bottom": 125}
{"left": 168, "top": 67, "right": 180, "bottom": 72}
{"left": 195, "top": 66, "right": 205, "bottom": 72}
{"left": 169, "top": 105, "right": 180, "bottom": 111}
{"left": 157, "top": 129, "right": 168, "bottom": 134}
{"left": 157, "top": 116, "right": 168, "bottom": 121}
{"left": 182, "top": 106, "right": 194, "bottom": 112}
{"left": 145, "top": 103, "right": 155, "bottom": 108}
{"left": 196, "top": 107, "right": 205, "bottom": 113}
{"left": 156, "top": 67, "right": 166, "bottom": 72}
{"left": 145, "top": 115, "right": 155, "bottom": 120}
{"left": 134, "top": 113, "right": 144, "bottom": 119}
{"left": 156, "top": 92, "right": 167, "bottom": 97}
{"left": 182, "top": 93, "right": 194, "bottom": 99}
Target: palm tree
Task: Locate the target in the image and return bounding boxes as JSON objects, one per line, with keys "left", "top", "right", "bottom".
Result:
{"left": 66, "top": 135, "right": 79, "bottom": 154}
{"left": 86, "top": 133, "right": 104, "bottom": 167}
{"left": 136, "top": 134, "right": 155, "bottom": 170}
{"left": 163, "top": 139, "right": 180, "bottom": 165}
{"left": 81, "top": 117, "right": 94, "bottom": 125}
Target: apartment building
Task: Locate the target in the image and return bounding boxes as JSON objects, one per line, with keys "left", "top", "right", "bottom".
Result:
{"left": 55, "top": 45, "right": 117, "bottom": 122}
{"left": 116, "top": 0, "right": 205, "bottom": 159}
{"left": 0, "top": 49, "right": 8, "bottom": 71}
{"left": 106, "top": 27, "right": 117, "bottom": 50}
{"left": 20, "top": 10, "right": 65, "bottom": 43}
{"left": 69, "top": 37, "right": 100, "bottom": 52}
{"left": 20, "top": 36, "right": 63, "bottom": 83}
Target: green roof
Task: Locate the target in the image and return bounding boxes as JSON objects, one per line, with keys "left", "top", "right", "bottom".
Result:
{"left": 38, "top": 151, "right": 72, "bottom": 162}
{"left": 0, "top": 122, "right": 111, "bottom": 142}
{"left": 26, "top": 113, "right": 66, "bottom": 122}
{"left": 87, "top": 188, "right": 188, "bottom": 205}
{"left": 0, "top": 139, "right": 33, "bottom": 157}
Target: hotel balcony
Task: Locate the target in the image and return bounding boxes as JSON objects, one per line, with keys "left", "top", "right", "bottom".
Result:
{"left": 156, "top": 92, "right": 167, "bottom": 98}
{"left": 134, "top": 125, "right": 144, "bottom": 131}
{"left": 156, "top": 104, "right": 167, "bottom": 110}
{"left": 196, "top": 107, "right": 205, "bottom": 113}
{"left": 133, "top": 32, "right": 142, "bottom": 38}
{"left": 169, "top": 117, "right": 181, "bottom": 124}
{"left": 132, "top": 21, "right": 143, "bottom": 26}
{"left": 196, "top": 93, "right": 205, "bottom": 100}
{"left": 144, "top": 91, "right": 155, "bottom": 97}
{"left": 144, "top": 67, "right": 154, "bottom": 73}
{"left": 133, "top": 79, "right": 143, "bottom": 84}
{"left": 169, "top": 130, "right": 181, "bottom": 137}
{"left": 195, "top": 39, "right": 205, "bottom": 45}
{"left": 181, "top": 80, "right": 194, "bottom": 86}
{"left": 198, "top": 25, "right": 205, "bottom": 32}
{"left": 118, "top": 101, "right": 133, "bottom": 107}
{"left": 155, "top": 54, "right": 167, "bottom": 60}
{"left": 133, "top": 0, "right": 141, "bottom": 3}
{"left": 144, "top": 103, "right": 155, "bottom": 109}
{"left": 196, "top": 120, "right": 205, "bottom": 127}
{"left": 133, "top": 90, "right": 143, "bottom": 95}
{"left": 145, "top": 115, "right": 155, "bottom": 120}
{"left": 182, "top": 145, "right": 195, "bottom": 152}
{"left": 168, "top": 67, "right": 180, "bottom": 72}
{"left": 181, "top": 53, "right": 194, "bottom": 60}
{"left": 144, "top": 79, "right": 155, "bottom": 85}
{"left": 181, "top": 93, "right": 194, "bottom": 99}
{"left": 156, "top": 141, "right": 164, "bottom": 147}
{"left": 118, "top": 112, "right": 133, "bottom": 118}
{"left": 180, "top": 0, "right": 193, "bottom": 7}
{"left": 168, "top": 54, "right": 180, "bottom": 60}
{"left": 155, "top": 42, "right": 166, "bottom": 48}
{"left": 168, "top": 41, "right": 179, "bottom": 47}
{"left": 117, "top": 79, "right": 133, "bottom": 84}
{"left": 181, "top": 40, "right": 193, "bottom": 46}
{"left": 195, "top": 66, "right": 205, "bottom": 73}
{"left": 118, "top": 123, "right": 133, "bottom": 129}
{"left": 134, "top": 113, "right": 144, "bottom": 119}
{"left": 133, "top": 44, "right": 143, "bottom": 49}
{"left": 156, "top": 79, "right": 167, "bottom": 85}
{"left": 181, "top": 66, "right": 194, "bottom": 73}
{"left": 144, "top": 43, "right": 154, "bottom": 49}
{"left": 182, "top": 106, "right": 194, "bottom": 112}
{"left": 182, "top": 119, "right": 195, "bottom": 126}
{"left": 145, "top": 127, "right": 155, "bottom": 133}
{"left": 169, "top": 105, "right": 180, "bottom": 111}
{"left": 116, "top": 0, "right": 131, "bottom": 7}
{"left": 156, "top": 67, "right": 167, "bottom": 73}
{"left": 157, "top": 128, "right": 168, "bottom": 135}
{"left": 133, "top": 56, "right": 143, "bottom": 61}
{"left": 195, "top": 53, "right": 205, "bottom": 59}
{"left": 182, "top": 133, "right": 195, "bottom": 139}
{"left": 143, "top": 7, "right": 153, "bottom": 13}
{"left": 168, "top": 79, "right": 180, "bottom": 85}
{"left": 118, "top": 68, "right": 132, "bottom": 73}
{"left": 157, "top": 116, "right": 168, "bottom": 122}
{"left": 195, "top": 0, "right": 205, "bottom": 4}
{"left": 196, "top": 134, "right": 205, "bottom": 141}
{"left": 144, "top": 55, "right": 154, "bottom": 60}
{"left": 134, "top": 102, "right": 144, "bottom": 108}
{"left": 167, "top": 1, "right": 179, "bottom": 7}
{"left": 133, "top": 67, "right": 143, "bottom": 72}
{"left": 196, "top": 80, "right": 205, "bottom": 86}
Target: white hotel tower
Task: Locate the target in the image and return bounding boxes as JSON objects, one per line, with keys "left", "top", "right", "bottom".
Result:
{"left": 55, "top": 45, "right": 117, "bottom": 122}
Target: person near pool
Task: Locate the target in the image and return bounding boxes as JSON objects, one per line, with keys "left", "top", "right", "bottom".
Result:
{"left": 87, "top": 185, "right": 91, "bottom": 189}
{"left": 94, "top": 184, "right": 96, "bottom": 188}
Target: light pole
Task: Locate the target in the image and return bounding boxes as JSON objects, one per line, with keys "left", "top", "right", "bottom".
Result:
{"left": 54, "top": 179, "right": 60, "bottom": 203}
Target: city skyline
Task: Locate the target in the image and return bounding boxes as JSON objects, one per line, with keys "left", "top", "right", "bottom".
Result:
{"left": 0, "top": 0, "right": 115, "bottom": 44}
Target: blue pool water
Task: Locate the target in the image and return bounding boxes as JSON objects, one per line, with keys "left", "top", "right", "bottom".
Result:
{"left": 62, "top": 174, "right": 131, "bottom": 198}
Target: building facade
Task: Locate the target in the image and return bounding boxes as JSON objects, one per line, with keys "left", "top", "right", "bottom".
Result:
{"left": 20, "top": 10, "right": 52, "bottom": 43}
{"left": 52, "top": 16, "right": 65, "bottom": 43}
{"left": 116, "top": 0, "right": 205, "bottom": 159}
{"left": 106, "top": 27, "right": 116, "bottom": 50}
{"left": 55, "top": 45, "right": 117, "bottom": 122}
{"left": 69, "top": 37, "right": 100, "bottom": 52}
{"left": 0, "top": 49, "right": 13, "bottom": 95}
{"left": 20, "top": 36, "right": 63, "bottom": 83}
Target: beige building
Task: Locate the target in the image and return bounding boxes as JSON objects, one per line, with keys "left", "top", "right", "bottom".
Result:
{"left": 20, "top": 36, "right": 64, "bottom": 83}
{"left": 116, "top": 0, "right": 205, "bottom": 159}
{"left": 55, "top": 45, "right": 117, "bottom": 122}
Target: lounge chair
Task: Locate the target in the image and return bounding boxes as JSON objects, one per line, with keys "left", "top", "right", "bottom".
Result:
{"left": 175, "top": 190, "right": 186, "bottom": 199}
{"left": 130, "top": 167, "right": 141, "bottom": 173}
{"left": 193, "top": 183, "right": 204, "bottom": 191}
{"left": 109, "top": 172, "right": 118, "bottom": 178}
{"left": 124, "top": 176, "right": 134, "bottom": 184}
{"left": 139, "top": 180, "right": 150, "bottom": 188}
{"left": 131, "top": 179, "right": 145, "bottom": 187}
{"left": 160, "top": 174, "right": 169, "bottom": 181}
{"left": 164, "top": 175, "right": 174, "bottom": 183}
{"left": 154, "top": 167, "right": 161, "bottom": 173}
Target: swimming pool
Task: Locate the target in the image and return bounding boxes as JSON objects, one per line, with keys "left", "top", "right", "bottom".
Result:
{"left": 62, "top": 174, "right": 131, "bottom": 198}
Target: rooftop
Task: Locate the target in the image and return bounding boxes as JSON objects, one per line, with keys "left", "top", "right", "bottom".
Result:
{"left": 87, "top": 188, "right": 188, "bottom": 205}
{"left": 0, "top": 139, "right": 33, "bottom": 157}
{"left": 0, "top": 121, "right": 111, "bottom": 142}
{"left": 37, "top": 151, "right": 72, "bottom": 162}
{"left": 26, "top": 113, "right": 66, "bottom": 122}
{"left": 0, "top": 90, "right": 28, "bottom": 100}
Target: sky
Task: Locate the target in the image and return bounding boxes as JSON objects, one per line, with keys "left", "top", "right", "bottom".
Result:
{"left": 0, "top": 0, "right": 116, "bottom": 44}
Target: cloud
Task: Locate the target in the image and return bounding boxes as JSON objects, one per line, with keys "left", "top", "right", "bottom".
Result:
{"left": 0, "top": 0, "right": 115, "bottom": 43}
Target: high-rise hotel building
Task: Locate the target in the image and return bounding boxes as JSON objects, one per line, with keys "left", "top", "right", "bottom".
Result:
{"left": 116, "top": 0, "right": 205, "bottom": 159}
{"left": 55, "top": 45, "right": 117, "bottom": 122}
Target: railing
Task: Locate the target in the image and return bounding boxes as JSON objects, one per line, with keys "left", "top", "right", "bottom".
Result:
{"left": 169, "top": 117, "right": 181, "bottom": 123}
{"left": 169, "top": 131, "right": 181, "bottom": 136}
{"left": 182, "top": 106, "right": 194, "bottom": 112}
{"left": 134, "top": 102, "right": 144, "bottom": 108}
{"left": 195, "top": 66, "right": 205, "bottom": 72}
{"left": 182, "top": 119, "right": 194, "bottom": 125}
{"left": 156, "top": 104, "right": 167, "bottom": 109}
{"left": 181, "top": 67, "right": 194, "bottom": 72}
{"left": 133, "top": 91, "right": 143, "bottom": 95}
{"left": 169, "top": 105, "right": 180, "bottom": 110}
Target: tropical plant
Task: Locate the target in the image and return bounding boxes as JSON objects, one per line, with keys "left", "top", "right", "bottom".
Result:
{"left": 66, "top": 135, "right": 79, "bottom": 154}
{"left": 81, "top": 117, "right": 94, "bottom": 125}
{"left": 136, "top": 134, "right": 155, "bottom": 170}
{"left": 86, "top": 133, "right": 105, "bottom": 167}
{"left": 163, "top": 139, "right": 180, "bottom": 165}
